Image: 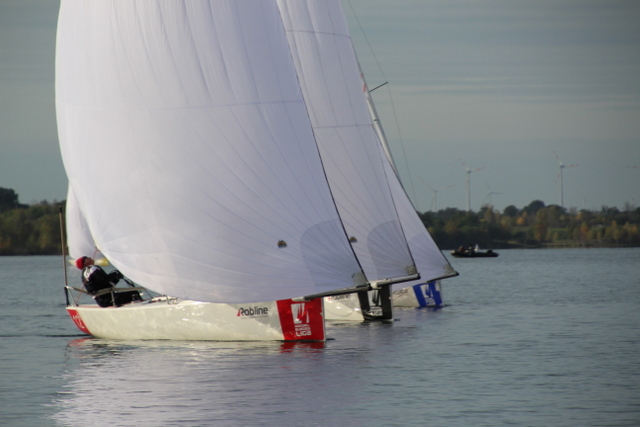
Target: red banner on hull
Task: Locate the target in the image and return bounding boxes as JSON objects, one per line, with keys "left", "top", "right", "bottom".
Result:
{"left": 276, "top": 298, "right": 325, "bottom": 341}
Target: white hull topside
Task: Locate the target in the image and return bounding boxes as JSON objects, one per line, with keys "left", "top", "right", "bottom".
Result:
{"left": 324, "top": 293, "right": 364, "bottom": 321}
{"left": 67, "top": 297, "right": 325, "bottom": 342}
{"left": 66, "top": 282, "right": 443, "bottom": 341}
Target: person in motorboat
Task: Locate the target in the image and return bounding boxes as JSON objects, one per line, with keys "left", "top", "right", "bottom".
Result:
{"left": 75, "top": 256, "right": 141, "bottom": 307}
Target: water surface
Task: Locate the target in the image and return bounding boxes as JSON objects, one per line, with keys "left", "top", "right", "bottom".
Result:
{"left": 1, "top": 249, "right": 639, "bottom": 426}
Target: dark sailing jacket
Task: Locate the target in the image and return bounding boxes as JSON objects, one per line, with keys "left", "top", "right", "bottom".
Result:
{"left": 81, "top": 265, "right": 140, "bottom": 307}
{"left": 81, "top": 265, "right": 122, "bottom": 294}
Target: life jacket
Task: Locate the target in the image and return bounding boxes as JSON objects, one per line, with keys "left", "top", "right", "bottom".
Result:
{"left": 82, "top": 265, "right": 115, "bottom": 295}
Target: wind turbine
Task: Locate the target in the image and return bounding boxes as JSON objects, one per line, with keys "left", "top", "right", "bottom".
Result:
{"left": 554, "top": 152, "right": 578, "bottom": 208}
{"left": 459, "top": 159, "right": 484, "bottom": 211}
{"left": 425, "top": 182, "right": 455, "bottom": 212}
{"left": 483, "top": 181, "right": 502, "bottom": 206}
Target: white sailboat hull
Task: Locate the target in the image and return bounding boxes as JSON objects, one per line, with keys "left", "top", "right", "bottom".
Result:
{"left": 323, "top": 281, "right": 444, "bottom": 321}
{"left": 67, "top": 298, "right": 325, "bottom": 342}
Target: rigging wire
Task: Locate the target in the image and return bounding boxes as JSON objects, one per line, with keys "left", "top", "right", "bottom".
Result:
{"left": 345, "top": 0, "right": 420, "bottom": 207}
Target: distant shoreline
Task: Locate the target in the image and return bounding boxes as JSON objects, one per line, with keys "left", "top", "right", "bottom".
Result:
{"left": 2, "top": 244, "right": 639, "bottom": 258}
{"left": 445, "top": 243, "right": 640, "bottom": 250}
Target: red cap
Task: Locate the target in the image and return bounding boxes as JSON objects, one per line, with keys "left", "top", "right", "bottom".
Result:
{"left": 75, "top": 256, "right": 87, "bottom": 270}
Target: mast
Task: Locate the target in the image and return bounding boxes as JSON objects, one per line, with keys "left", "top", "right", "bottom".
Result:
{"left": 363, "top": 77, "right": 396, "bottom": 172}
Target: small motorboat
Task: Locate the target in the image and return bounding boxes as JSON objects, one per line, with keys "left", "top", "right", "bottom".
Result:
{"left": 451, "top": 245, "right": 499, "bottom": 258}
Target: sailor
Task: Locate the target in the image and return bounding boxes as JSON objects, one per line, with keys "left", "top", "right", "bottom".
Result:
{"left": 75, "top": 256, "right": 141, "bottom": 307}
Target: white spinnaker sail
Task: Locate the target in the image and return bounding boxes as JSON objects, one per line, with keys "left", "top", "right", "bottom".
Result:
{"left": 277, "top": 0, "right": 416, "bottom": 280}
{"left": 56, "top": 0, "right": 366, "bottom": 303}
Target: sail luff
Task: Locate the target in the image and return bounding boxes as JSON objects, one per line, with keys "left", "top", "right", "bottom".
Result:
{"left": 56, "top": 0, "right": 368, "bottom": 303}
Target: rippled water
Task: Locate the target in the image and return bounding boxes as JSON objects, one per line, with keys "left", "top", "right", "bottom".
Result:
{"left": 1, "top": 249, "right": 639, "bottom": 426}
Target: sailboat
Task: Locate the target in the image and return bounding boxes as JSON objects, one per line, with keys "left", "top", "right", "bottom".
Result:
{"left": 321, "top": 118, "right": 456, "bottom": 319}
{"left": 275, "top": 1, "right": 457, "bottom": 322}
{"left": 56, "top": 0, "right": 421, "bottom": 341}
{"left": 367, "top": 79, "right": 458, "bottom": 310}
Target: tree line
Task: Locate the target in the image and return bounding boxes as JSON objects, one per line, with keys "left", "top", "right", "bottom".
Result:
{"left": 420, "top": 200, "right": 640, "bottom": 249}
{"left": 0, "top": 188, "right": 62, "bottom": 255}
{"left": 0, "top": 186, "right": 638, "bottom": 255}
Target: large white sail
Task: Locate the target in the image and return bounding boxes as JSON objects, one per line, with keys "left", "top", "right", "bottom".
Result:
{"left": 277, "top": 0, "right": 455, "bottom": 285}
{"left": 56, "top": 0, "right": 366, "bottom": 304}
{"left": 277, "top": 0, "right": 416, "bottom": 281}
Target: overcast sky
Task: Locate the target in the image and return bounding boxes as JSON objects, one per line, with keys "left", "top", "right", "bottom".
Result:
{"left": 1, "top": 0, "right": 639, "bottom": 213}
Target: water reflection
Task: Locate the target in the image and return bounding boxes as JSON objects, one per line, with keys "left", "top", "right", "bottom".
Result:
{"left": 53, "top": 340, "right": 318, "bottom": 426}
{"left": 50, "top": 321, "right": 391, "bottom": 427}
{"left": 35, "top": 249, "right": 640, "bottom": 426}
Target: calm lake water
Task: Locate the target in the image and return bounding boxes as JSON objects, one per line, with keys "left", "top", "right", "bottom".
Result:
{"left": 1, "top": 249, "right": 639, "bottom": 426}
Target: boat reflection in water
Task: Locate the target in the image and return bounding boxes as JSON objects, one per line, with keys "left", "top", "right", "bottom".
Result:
{"left": 50, "top": 307, "right": 434, "bottom": 426}
{"left": 52, "top": 338, "right": 328, "bottom": 426}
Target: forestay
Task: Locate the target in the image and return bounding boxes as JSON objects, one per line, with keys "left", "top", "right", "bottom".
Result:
{"left": 56, "top": 0, "right": 367, "bottom": 303}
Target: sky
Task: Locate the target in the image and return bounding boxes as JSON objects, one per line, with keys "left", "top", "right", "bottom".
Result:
{"left": 1, "top": 0, "right": 639, "bottom": 213}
